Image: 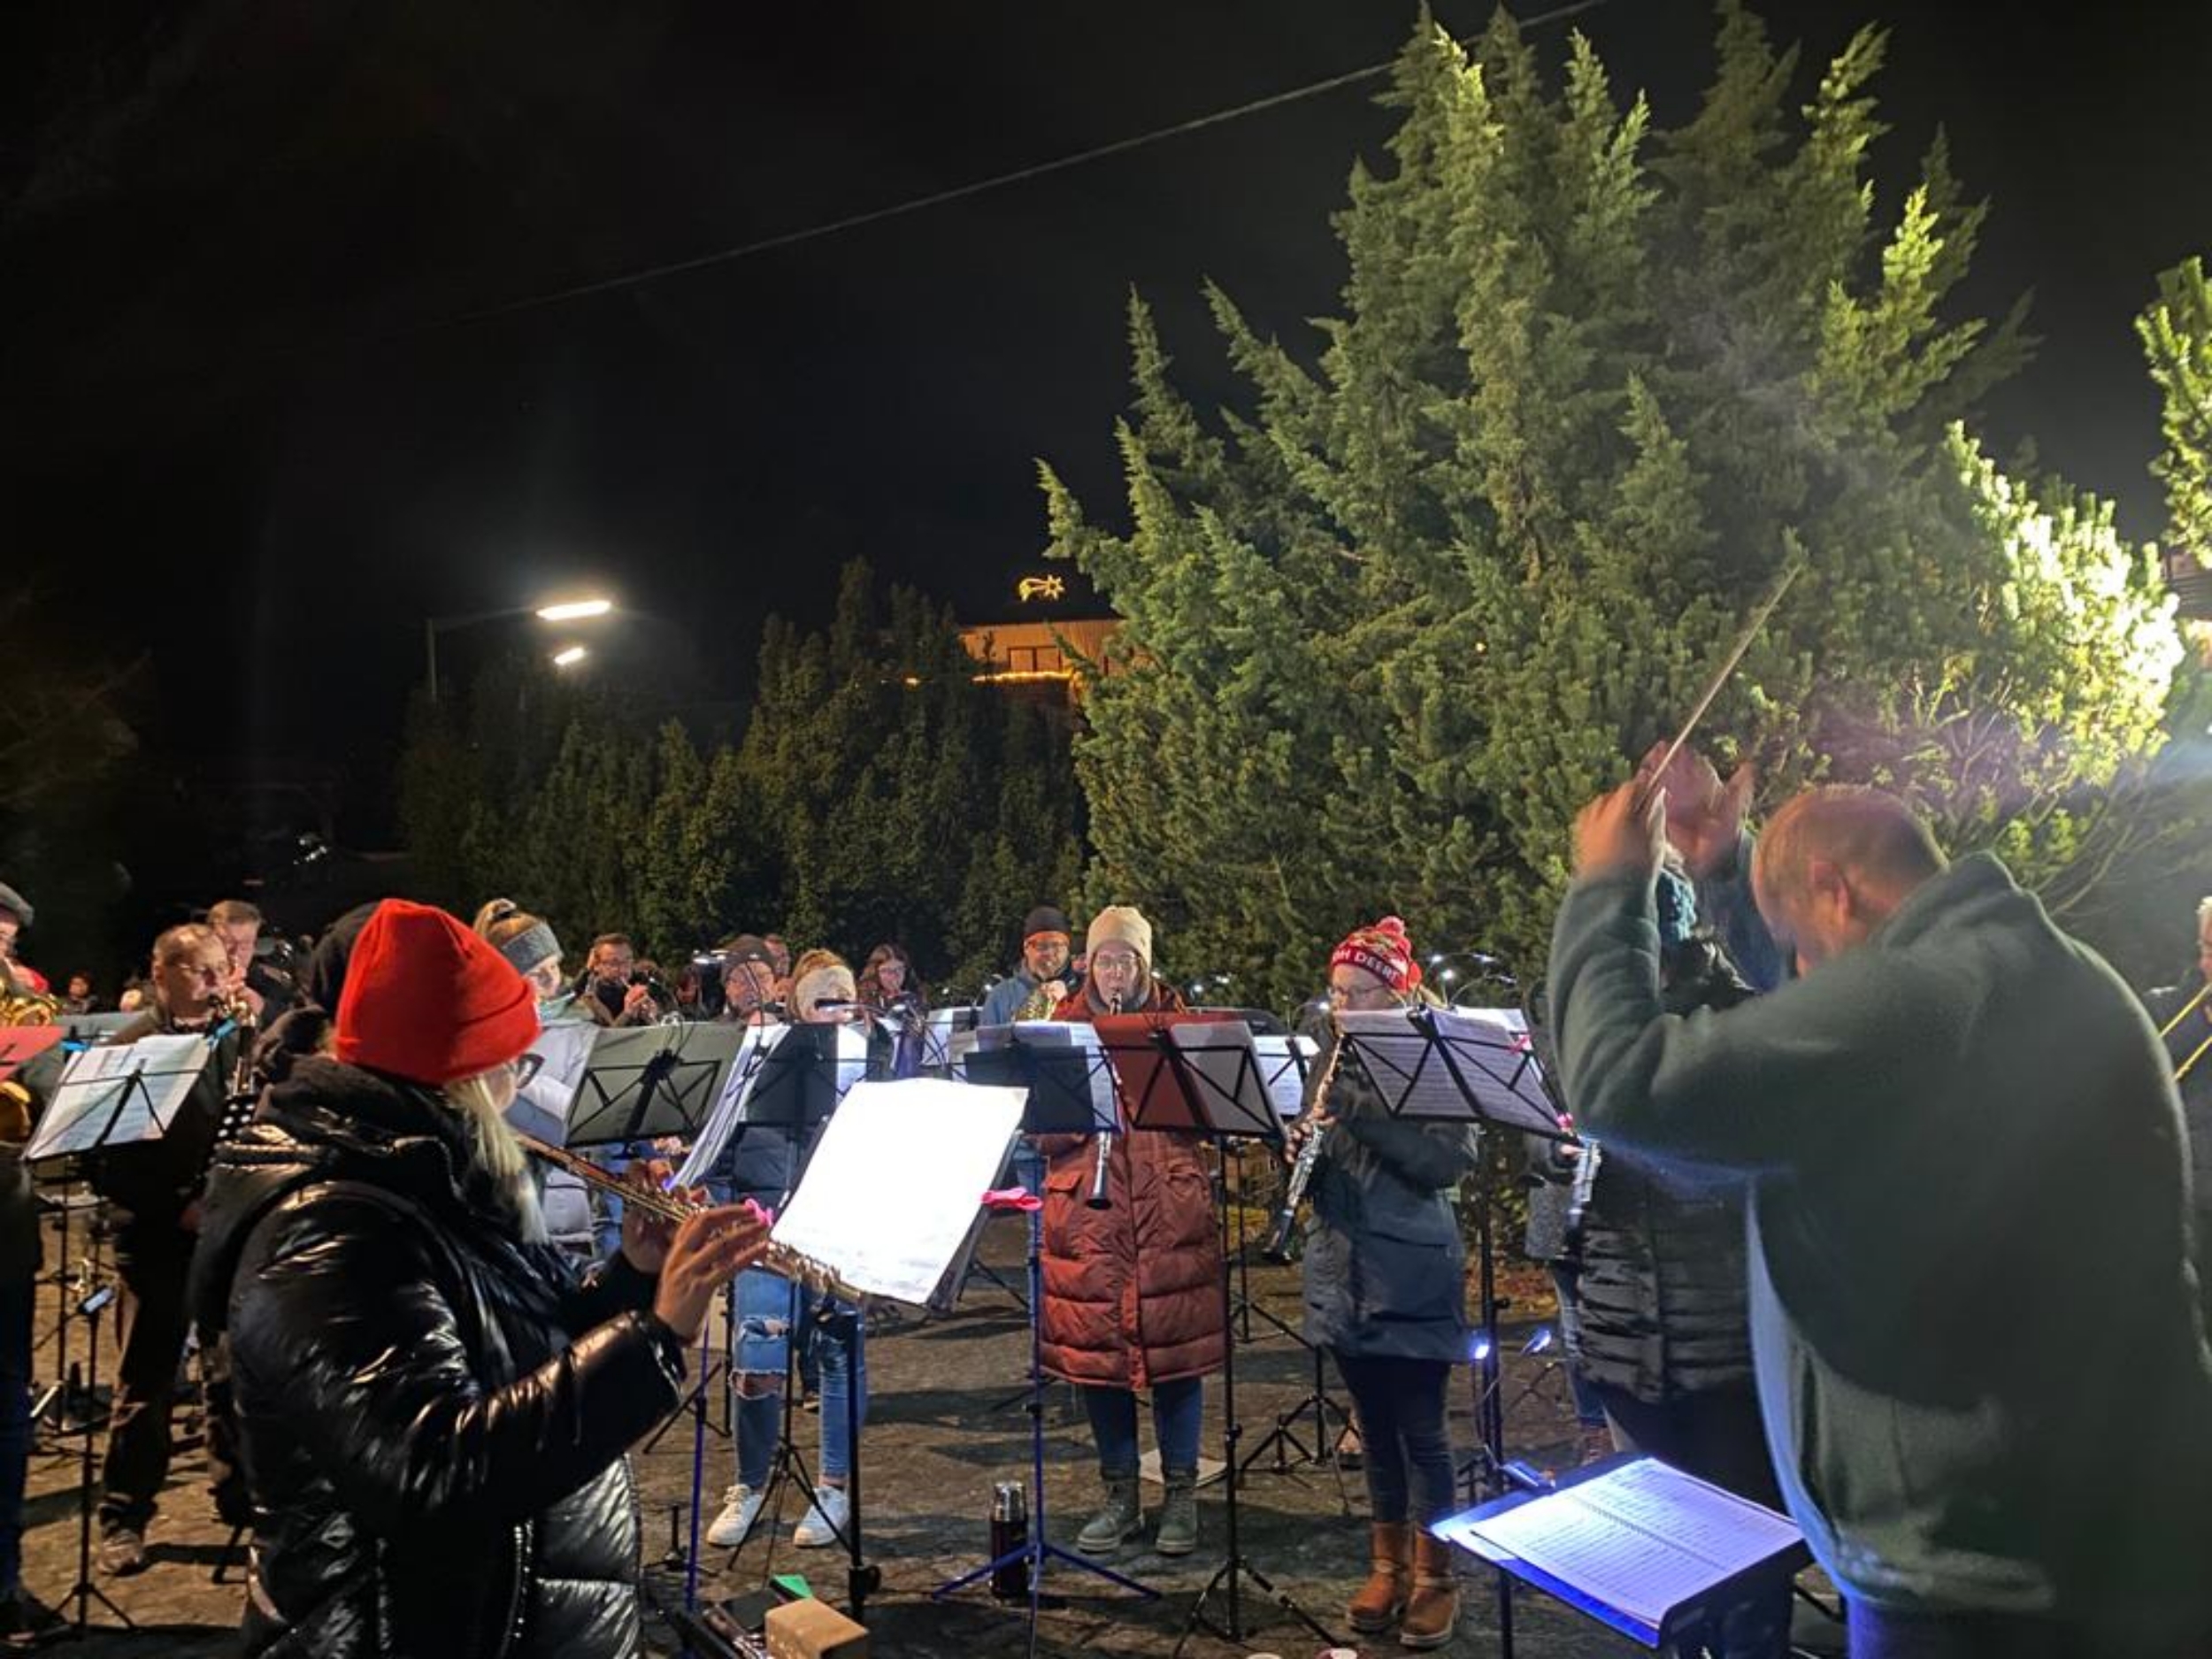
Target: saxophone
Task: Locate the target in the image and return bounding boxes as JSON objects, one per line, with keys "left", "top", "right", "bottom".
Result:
{"left": 1263, "top": 1021, "right": 1344, "bottom": 1263}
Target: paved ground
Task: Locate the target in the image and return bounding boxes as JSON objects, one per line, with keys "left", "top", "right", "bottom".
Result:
{"left": 17, "top": 1194, "right": 1845, "bottom": 1657}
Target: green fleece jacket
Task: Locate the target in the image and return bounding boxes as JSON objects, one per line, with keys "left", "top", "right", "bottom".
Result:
{"left": 1550, "top": 853, "right": 2212, "bottom": 1634}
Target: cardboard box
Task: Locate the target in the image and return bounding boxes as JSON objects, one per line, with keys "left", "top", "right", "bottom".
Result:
{"left": 764, "top": 1598, "right": 870, "bottom": 1659}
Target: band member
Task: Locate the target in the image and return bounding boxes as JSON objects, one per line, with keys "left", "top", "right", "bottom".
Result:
{"left": 981, "top": 905, "right": 1076, "bottom": 1025}
{"left": 94, "top": 922, "right": 250, "bottom": 1574}
{"left": 1292, "top": 918, "right": 1475, "bottom": 1648}
{"left": 710, "top": 952, "right": 871, "bottom": 1551}
{"left": 208, "top": 899, "right": 295, "bottom": 1023}
{"left": 1555, "top": 779, "right": 2212, "bottom": 1657}
{"left": 578, "top": 933, "right": 662, "bottom": 1026}
{"left": 193, "top": 899, "right": 765, "bottom": 1658}
{"left": 472, "top": 899, "right": 572, "bottom": 1007}
{"left": 1035, "top": 905, "right": 1220, "bottom": 1559}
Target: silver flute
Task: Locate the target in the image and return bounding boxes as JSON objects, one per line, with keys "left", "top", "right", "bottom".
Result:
{"left": 1263, "top": 1019, "right": 1344, "bottom": 1263}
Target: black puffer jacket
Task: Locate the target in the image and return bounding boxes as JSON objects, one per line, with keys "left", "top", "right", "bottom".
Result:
{"left": 1573, "top": 937, "right": 1758, "bottom": 1402}
{"left": 192, "top": 1056, "right": 687, "bottom": 1659}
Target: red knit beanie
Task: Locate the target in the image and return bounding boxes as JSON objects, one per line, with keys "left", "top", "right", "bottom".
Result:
{"left": 336, "top": 899, "right": 540, "bottom": 1086}
{"left": 1330, "top": 916, "right": 1422, "bottom": 995}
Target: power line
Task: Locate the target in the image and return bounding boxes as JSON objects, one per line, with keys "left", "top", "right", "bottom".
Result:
{"left": 426, "top": 0, "right": 1612, "bottom": 337}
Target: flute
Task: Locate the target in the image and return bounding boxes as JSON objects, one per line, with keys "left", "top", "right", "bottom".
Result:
{"left": 513, "top": 1132, "right": 871, "bottom": 1303}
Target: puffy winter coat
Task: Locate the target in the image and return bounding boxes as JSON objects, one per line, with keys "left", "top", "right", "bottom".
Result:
{"left": 1573, "top": 936, "right": 1758, "bottom": 1402}
{"left": 1036, "top": 980, "right": 1225, "bottom": 1389}
{"left": 192, "top": 1056, "right": 688, "bottom": 1659}
{"left": 1299, "top": 1048, "right": 1478, "bottom": 1362}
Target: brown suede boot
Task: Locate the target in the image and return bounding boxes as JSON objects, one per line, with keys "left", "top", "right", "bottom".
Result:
{"left": 1400, "top": 1531, "right": 1459, "bottom": 1650}
{"left": 1348, "top": 1520, "right": 1410, "bottom": 1633}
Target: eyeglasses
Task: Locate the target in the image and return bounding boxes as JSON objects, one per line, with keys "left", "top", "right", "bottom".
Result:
{"left": 511, "top": 1053, "right": 545, "bottom": 1088}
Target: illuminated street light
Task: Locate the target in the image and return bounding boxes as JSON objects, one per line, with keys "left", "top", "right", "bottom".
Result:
{"left": 425, "top": 593, "right": 618, "bottom": 702}
{"left": 536, "top": 597, "right": 615, "bottom": 622}
{"left": 552, "top": 644, "right": 589, "bottom": 668}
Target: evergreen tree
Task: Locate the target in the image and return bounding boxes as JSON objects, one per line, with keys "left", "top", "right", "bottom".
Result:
{"left": 1046, "top": 6, "right": 2180, "bottom": 1006}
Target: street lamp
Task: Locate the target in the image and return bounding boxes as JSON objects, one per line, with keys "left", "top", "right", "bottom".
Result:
{"left": 551, "top": 644, "right": 588, "bottom": 668}
{"left": 424, "top": 593, "right": 615, "bottom": 702}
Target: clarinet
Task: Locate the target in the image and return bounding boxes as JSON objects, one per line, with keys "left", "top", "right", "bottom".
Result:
{"left": 1263, "top": 1022, "right": 1344, "bottom": 1263}
{"left": 1086, "top": 992, "right": 1123, "bottom": 1210}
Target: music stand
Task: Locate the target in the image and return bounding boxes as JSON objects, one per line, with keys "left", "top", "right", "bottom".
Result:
{"left": 29, "top": 1034, "right": 219, "bottom": 1637}
{"left": 933, "top": 1040, "right": 1155, "bottom": 1652}
{"left": 702, "top": 1025, "right": 882, "bottom": 1619}
{"left": 1335, "top": 1004, "right": 1570, "bottom": 1659}
{"left": 559, "top": 1023, "right": 746, "bottom": 1150}
{"left": 1093, "top": 1013, "right": 1341, "bottom": 1656}
{"left": 1436, "top": 1455, "right": 1808, "bottom": 1651}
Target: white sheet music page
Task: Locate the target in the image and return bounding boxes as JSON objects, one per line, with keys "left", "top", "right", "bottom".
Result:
{"left": 1430, "top": 1006, "right": 1561, "bottom": 1135}
{"left": 1445, "top": 1458, "right": 1801, "bottom": 1633}
{"left": 672, "top": 1025, "right": 776, "bottom": 1189}
{"left": 29, "top": 1035, "right": 209, "bottom": 1160}
{"left": 1255, "top": 1034, "right": 1317, "bottom": 1119}
{"left": 770, "top": 1078, "right": 1025, "bottom": 1304}
{"left": 1333, "top": 1009, "right": 1469, "bottom": 1119}
{"left": 1012, "top": 1020, "right": 1118, "bottom": 1128}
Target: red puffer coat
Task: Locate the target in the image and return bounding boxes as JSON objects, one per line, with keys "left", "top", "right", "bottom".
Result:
{"left": 1037, "top": 981, "right": 1225, "bottom": 1389}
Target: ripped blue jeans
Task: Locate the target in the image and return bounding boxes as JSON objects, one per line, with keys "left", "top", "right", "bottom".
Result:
{"left": 732, "top": 1265, "right": 867, "bottom": 1486}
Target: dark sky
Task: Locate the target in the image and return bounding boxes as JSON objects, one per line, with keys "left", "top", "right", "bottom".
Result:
{"left": 4, "top": 0, "right": 2206, "bottom": 851}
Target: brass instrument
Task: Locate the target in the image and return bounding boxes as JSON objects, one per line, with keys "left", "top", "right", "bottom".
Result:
{"left": 1087, "top": 993, "right": 1122, "bottom": 1209}
{"left": 1263, "top": 1018, "right": 1345, "bottom": 1263}
{"left": 512, "top": 1131, "right": 869, "bottom": 1303}
{"left": 2158, "top": 981, "right": 2211, "bottom": 1040}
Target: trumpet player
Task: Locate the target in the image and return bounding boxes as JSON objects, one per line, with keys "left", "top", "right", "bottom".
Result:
{"left": 1033, "top": 906, "right": 1219, "bottom": 1560}
{"left": 1291, "top": 918, "right": 1476, "bottom": 1650}
{"left": 94, "top": 922, "right": 255, "bottom": 1576}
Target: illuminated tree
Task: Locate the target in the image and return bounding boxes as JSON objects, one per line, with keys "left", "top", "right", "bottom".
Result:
{"left": 1046, "top": 5, "right": 2182, "bottom": 1004}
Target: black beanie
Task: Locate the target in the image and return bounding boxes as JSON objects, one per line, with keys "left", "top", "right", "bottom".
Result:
{"left": 1021, "top": 905, "right": 1071, "bottom": 940}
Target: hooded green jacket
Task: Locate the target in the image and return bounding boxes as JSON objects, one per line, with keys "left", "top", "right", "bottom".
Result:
{"left": 1550, "top": 852, "right": 2212, "bottom": 1633}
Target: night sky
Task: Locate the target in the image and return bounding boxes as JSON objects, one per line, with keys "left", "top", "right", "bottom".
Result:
{"left": 4, "top": 0, "right": 2206, "bottom": 856}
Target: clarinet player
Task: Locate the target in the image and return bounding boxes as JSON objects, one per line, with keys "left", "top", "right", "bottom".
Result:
{"left": 1291, "top": 918, "right": 1478, "bottom": 1650}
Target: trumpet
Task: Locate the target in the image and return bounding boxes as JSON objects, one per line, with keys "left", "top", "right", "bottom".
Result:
{"left": 512, "top": 1132, "right": 870, "bottom": 1303}
{"left": 2158, "top": 981, "right": 2211, "bottom": 1040}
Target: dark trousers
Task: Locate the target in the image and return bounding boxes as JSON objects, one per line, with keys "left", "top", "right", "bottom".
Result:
{"left": 1586, "top": 1379, "right": 1785, "bottom": 1510}
{"left": 1333, "top": 1354, "right": 1456, "bottom": 1527}
{"left": 99, "top": 1220, "right": 192, "bottom": 1532}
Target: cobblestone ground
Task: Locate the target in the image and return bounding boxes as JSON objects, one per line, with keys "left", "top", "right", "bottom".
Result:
{"left": 19, "top": 1201, "right": 1845, "bottom": 1657}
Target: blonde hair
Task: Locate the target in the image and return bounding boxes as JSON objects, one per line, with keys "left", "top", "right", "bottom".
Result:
{"left": 442, "top": 1067, "right": 545, "bottom": 1241}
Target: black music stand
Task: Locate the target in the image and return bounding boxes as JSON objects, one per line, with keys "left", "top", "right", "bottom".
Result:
{"left": 933, "top": 1041, "right": 1154, "bottom": 1655}
{"left": 1237, "top": 1030, "right": 1353, "bottom": 1504}
{"left": 29, "top": 1035, "right": 219, "bottom": 1638}
{"left": 1335, "top": 1005, "right": 1569, "bottom": 1659}
{"left": 1093, "top": 1013, "right": 1341, "bottom": 1657}
{"left": 560, "top": 1023, "right": 745, "bottom": 1150}
{"left": 715, "top": 1025, "right": 882, "bottom": 1623}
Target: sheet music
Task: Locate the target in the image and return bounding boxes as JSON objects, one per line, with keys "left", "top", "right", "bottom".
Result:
{"left": 1003, "top": 1021, "right": 1118, "bottom": 1128}
{"left": 1162, "top": 1020, "right": 1278, "bottom": 1137}
{"left": 670, "top": 1024, "right": 774, "bottom": 1187}
{"left": 28, "top": 1035, "right": 211, "bottom": 1161}
{"left": 1333, "top": 1009, "right": 1470, "bottom": 1119}
{"left": 1255, "top": 1034, "right": 1317, "bottom": 1118}
{"left": 518, "top": 1020, "right": 600, "bottom": 1134}
{"left": 1443, "top": 1458, "right": 1802, "bottom": 1634}
{"left": 770, "top": 1078, "right": 1025, "bottom": 1304}
{"left": 1429, "top": 1006, "right": 1562, "bottom": 1135}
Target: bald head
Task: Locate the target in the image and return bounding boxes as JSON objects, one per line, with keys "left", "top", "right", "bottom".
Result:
{"left": 1752, "top": 786, "right": 1946, "bottom": 971}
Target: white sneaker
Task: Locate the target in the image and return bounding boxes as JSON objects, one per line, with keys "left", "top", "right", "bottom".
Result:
{"left": 706, "top": 1484, "right": 764, "bottom": 1548}
{"left": 792, "top": 1486, "right": 849, "bottom": 1549}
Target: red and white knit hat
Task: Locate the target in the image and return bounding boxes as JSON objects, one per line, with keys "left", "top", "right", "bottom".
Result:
{"left": 1329, "top": 916, "right": 1421, "bottom": 995}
